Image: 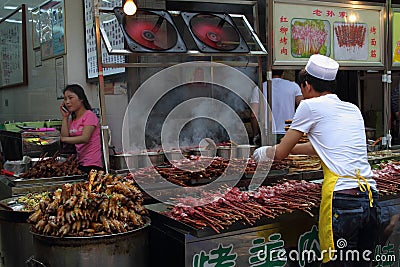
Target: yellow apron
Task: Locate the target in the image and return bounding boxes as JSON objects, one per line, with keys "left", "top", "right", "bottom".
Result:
{"left": 319, "top": 162, "right": 374, "bottom": 263}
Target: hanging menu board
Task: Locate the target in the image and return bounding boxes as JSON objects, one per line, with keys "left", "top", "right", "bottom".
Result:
{"left": 0, "top": 5, "right": 27, "bottom": 88}
{"left": 393, "top": 10, "right": 400, "bottom": 67}
{"left": 39, "top": 0, "right": 66, "bottom": 60}
{"left": 31, "top": 8, "right": 40, "bottom": 49}
{"left": 83, "top": 0, "right": 125, "bottom": 79}
{"left": 273, "top": 0, "right": 384, "bottom": 67}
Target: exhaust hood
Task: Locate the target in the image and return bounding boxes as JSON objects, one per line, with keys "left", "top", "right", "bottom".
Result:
{"left": 99, "top": 7, "right": 266, "bottom": 56}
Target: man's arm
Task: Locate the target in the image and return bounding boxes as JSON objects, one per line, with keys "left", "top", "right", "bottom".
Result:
{"left": 273, "top": 129, "right": 304, "bottom": 160}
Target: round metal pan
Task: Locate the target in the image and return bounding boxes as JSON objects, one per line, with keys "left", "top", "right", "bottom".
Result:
{"left": 0, "top": 197, "right": 32, "bottom": 222}
{"left": 31, "top": 216, "right": 151, "bottom": 243}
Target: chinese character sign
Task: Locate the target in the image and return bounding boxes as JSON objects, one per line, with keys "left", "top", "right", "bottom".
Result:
{"left": 248, "top": 233, "right": 287, "bottom": 267}
{"left": 393, "top": 12, "right": 400, "bottom": 64}
{"left": 273, "top": 1, "right": 383, "bottom": 65}
{"left": 192, "top": 243, "right": 237, "bottom": 267}
{"left": 297, "top": 225, "right": 320, "bottom": 267}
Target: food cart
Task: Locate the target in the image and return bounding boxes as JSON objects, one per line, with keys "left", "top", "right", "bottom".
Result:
{"left": 0, "top": 0, "right": 400, "bottom": 266}
{"left": 138, "top": 0, "right": 400, "bottom": 265}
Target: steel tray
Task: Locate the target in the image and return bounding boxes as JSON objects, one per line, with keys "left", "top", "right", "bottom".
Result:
{"left": 0, "top": 196, "right": 32, "bottom": 222}
{"left": 11, "top": 174, "right": 86, "bottom": 186}
{"left": 146, "top": 202, "right": 275, "bottom": 238}
{"left": 245, "top": 168, "right": 289, "bottom": 178}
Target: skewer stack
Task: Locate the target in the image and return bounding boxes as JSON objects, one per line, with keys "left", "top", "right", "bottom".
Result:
{"left": 284, "top": 119, "right": 309, "bottom": 143}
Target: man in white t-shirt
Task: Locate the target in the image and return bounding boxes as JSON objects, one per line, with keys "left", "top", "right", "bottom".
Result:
{"left": 253, "top": 55, "right": 381, "bottom": 266}
{"left": 250, "top": 70, "right": 303, "bottom": 144}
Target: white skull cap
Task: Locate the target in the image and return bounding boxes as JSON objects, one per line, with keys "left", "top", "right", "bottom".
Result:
{"left": 305, "top": 54, "right": 339, "bottom": 81}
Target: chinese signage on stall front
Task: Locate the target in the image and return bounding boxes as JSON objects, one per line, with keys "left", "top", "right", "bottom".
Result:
{"left": 190, "top": 225, "right": 398, "bottom": 267}
{"left": 393, "top": 11, "right": 400, "bottom": 66}
{"left": 273, "top": 0, "right": 384, "bottom": 66}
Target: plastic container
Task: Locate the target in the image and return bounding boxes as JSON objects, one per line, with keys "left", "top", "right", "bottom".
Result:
{"left": 3, "top": 157, "right": 31, "bottom": 175}
{"left": 4, "top": 122, "right": 23, "bottom": 132}
{"left": 23, "top": 121, "right": 45, "bottom": 128}
{"left": 44, "top": 120, "right": 62, "bottom": 130}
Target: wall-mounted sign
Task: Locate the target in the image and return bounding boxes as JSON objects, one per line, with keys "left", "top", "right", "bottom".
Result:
{"left": 83, "top": 0, "right": 125, "bottom": 80}
{"left": 273, "top": 0, "right": 384, "bottom": 67}
{"left": 35, "top": 0, "right": 66, "bottom": 60}
{"left": 393, "top": 10, "right": 400, "bottom": 67}
{"left": 0, "top": 5, "right": 28, "bottom": 89}
{"left": 31, "top": 8, "right": 40, "bottom": 49}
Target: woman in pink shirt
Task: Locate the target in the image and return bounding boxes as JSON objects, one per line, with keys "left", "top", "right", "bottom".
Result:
{"left": 60, "top": 84, "right": 104, "bottom": 174}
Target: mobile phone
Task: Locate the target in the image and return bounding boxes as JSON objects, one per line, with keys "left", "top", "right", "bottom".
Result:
{"left": 62, "top": 105, "right": 69, "bottom": 113}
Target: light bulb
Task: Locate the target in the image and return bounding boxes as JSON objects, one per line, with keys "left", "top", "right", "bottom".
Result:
{"left": 123, "top": 0, "right": 137, "bottom": 15}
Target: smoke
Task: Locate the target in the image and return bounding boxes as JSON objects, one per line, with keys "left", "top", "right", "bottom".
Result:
{"left": 122, "top": 62, "right": 267, "bottom": 205}
{"left": 123, "top": 62, "right": 257, "bottom": 154}
{"left": 145, "top": 82, "right": 250, "bottom": 149}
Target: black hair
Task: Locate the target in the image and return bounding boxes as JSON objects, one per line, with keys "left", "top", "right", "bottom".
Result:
{"left": 297, "top": 69, "right": 337, "bottom": 93}
{"left": 63, "top": 84, "right": 92, "bottom": 120}
{"left": 272, "top": 70, "right": 284, "bottom": 77}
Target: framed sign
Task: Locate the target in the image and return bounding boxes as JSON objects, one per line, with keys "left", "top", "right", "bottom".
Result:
{"left": 272, "top": 0, "right": 385, "bottom": 67}
{"left": 393, "top": 9, "right": 400, "bottom": 68}
{"left": 40, "top": 0, "right": 66, "bottom": 60}
{"left": 0, "top": 5, "right": 28, "bottom": 89}
{"left": 31, "top": 7, "right": 41, "bottom": 49}
{"left": 83, "top": 0, "right": 125, "bottom": 79}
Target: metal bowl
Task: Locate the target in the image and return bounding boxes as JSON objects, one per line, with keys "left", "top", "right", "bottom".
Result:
{"left": 138, "top": 152, "right": 165, "bottom": 168}
{"left": 235, "top": 145, "right": 256, "bottom": 159}
{"left": 189, "top": 148, "right": 216, "bottom": 157}
{"left": 164, "top": 150, "right": 185, "bottom": 162}
{"left": 216, "top": 146, "right": 236, "bottom": 159}
{"left": 110, "top": 154, "right": 140, "bottom": 170}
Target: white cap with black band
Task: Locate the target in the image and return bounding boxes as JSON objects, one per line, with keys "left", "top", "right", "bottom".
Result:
{"left": 305, "top": 54, "right": 339, "bottom": 81}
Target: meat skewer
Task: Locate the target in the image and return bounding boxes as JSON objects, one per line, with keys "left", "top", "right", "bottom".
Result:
{"left": 163, "top": 180, "right": 322, "bottom": 233}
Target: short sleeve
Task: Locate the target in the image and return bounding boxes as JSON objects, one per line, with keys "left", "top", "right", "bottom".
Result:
{"left": 82, "top": 111, "right": 99, "bottom": 127}
{"left": 290, "top": 101, "right": 314, "bottom": 134}
{"left": 294, "top": 83, "right": 302, "bottom": 97}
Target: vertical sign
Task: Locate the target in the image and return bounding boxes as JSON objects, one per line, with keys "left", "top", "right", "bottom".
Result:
{"left": 0, "top": 5, "right": 27, "bottom": 88}
{"left": 273, "top": 0, "right": 384, "bottom": 66}
{"left": 393, "top": 11, "right": 400, "bottom": 66}
{"left": 31, "top": 8, "right": 41, "bottom": 49}
{"left": 40, "top": 0, "right": 66, "bottom": 60}
{"left": 83, "top": 0, "right": 125, "bottom": 79}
